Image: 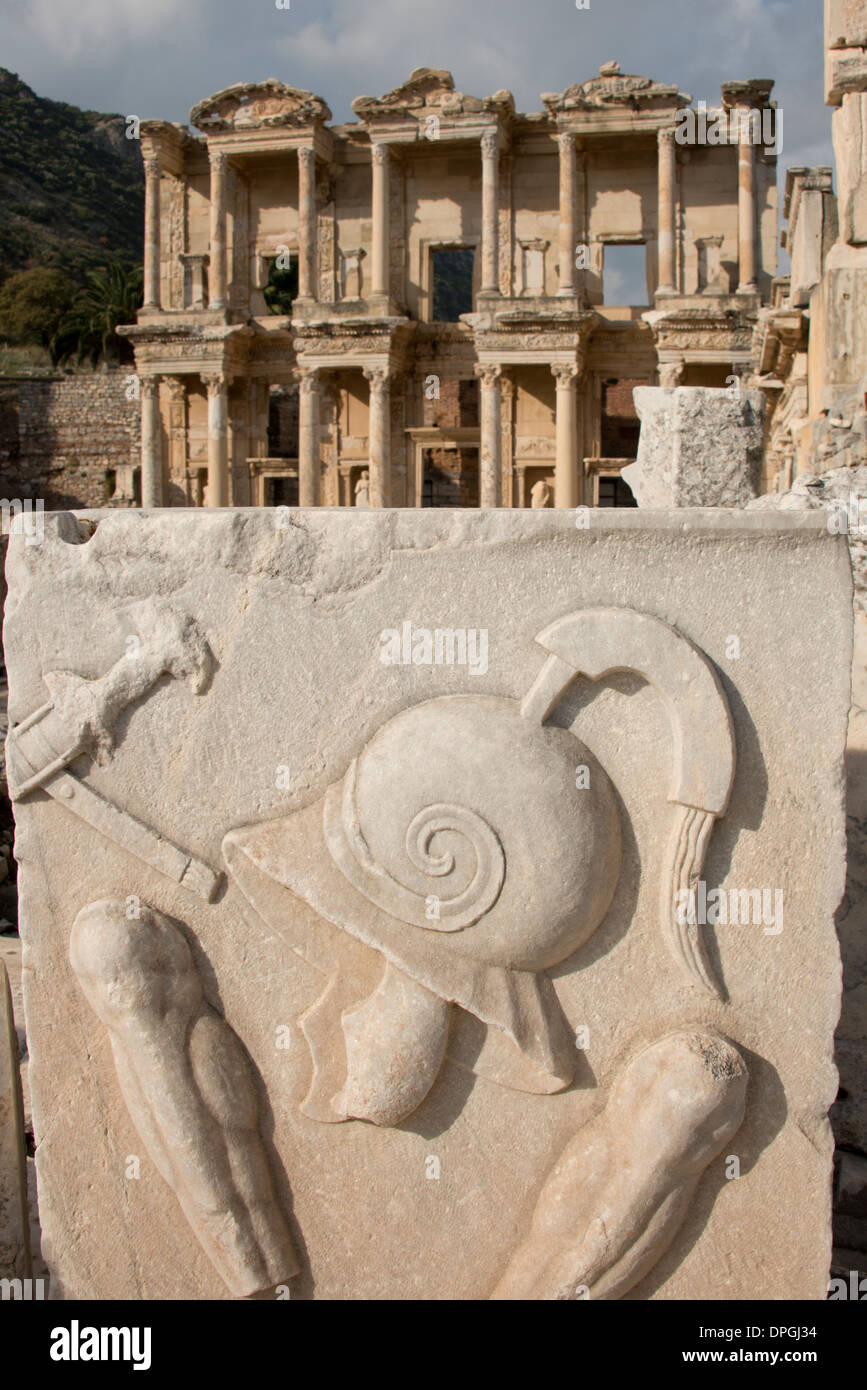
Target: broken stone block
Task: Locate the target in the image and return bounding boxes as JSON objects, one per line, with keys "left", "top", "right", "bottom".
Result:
{"left": 622, "top": 386, "right": 765, "bottom": 508}
{"left": 3, "top": 507, "right": 852, "bottom": 1300}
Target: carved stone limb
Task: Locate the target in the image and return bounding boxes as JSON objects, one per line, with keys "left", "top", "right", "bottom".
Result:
{"left": 69, "top": 900, "right": 298, "bottom": 1297}
{"left": 491, "top": 1030, "right": 748, "bottom": 1301}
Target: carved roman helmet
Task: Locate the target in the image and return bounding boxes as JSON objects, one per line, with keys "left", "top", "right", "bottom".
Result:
{"left": 320, "top": 694, "right": 620, "bottom": 970}
{"left": 224, "top": 607, "right": 736, "bottom": 1119}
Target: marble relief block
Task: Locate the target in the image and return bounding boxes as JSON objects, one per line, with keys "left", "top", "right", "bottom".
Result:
{"left": 3, "top": 507, "right": 852, "bottom": 1300}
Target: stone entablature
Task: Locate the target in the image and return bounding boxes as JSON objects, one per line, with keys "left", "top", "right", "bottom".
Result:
{"left": 123, "top": 62, "right": 779, "bottom": 511}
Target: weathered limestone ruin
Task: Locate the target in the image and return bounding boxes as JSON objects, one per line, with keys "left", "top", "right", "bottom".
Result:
{"left": 121, "top": 63, "right": 779, "bottom": 512}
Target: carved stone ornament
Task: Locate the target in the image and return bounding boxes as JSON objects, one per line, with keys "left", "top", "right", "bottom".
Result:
{"left": 3, "top": 509, "right": 850, "bottom": 1300}
{"left": 190, "top": 80, "right": 332, "bottom": 132}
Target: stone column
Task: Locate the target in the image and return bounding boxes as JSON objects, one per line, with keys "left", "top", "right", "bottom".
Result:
{"left": 164, "top": 375, "right": 188, "bottom": 504}
{"left": 140, "top": 377, "right": 163, "bottom": 508}
{"left": 208, "top": 149, "right": 228, "bottom": 310}
{"left": 475, "top": 364, "right": 502, "bottom": 508}
{"left": 659, "top": 357, "right": 686, "bottom": 387}
{"left": 500, "top": 372, "right": 515, "bottom": 506}
{"left": 297, "top": 369, "right": 320, "bottom": 507}
{"left": 371, "top": 145, "right": 390, "bottom": 301}
{"left": 480, "top": 130, "right": 500, "bottom": 296}
{"left": 558, "top": 133, "right": 577, "bottom": 296}
{"left": 736, "top": 109, "right": 757, "bottom": 292}
{"left": 657, "top": 127, "right": 677, "bottom": 295}
{"left": 364, "top": 367, "right": 391, "bottom": 507}
{"left": 552, "top": 363, "right": 580, "bottom": 509}
{"left": 143, "top": 154, "right": 162, "bottom": 310}
{"left": 203, "top": 372, "right": 229, "bottom": 507}
{"left": 297, "top": 146, "right": 318, "bottom": 302}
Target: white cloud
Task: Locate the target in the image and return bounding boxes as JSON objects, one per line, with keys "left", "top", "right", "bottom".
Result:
{"left": 13, "top": 0, "right": 205, "bottom": 58}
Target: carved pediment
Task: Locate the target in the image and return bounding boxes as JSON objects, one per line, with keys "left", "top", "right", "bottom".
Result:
{"left": 352, "top": 67, "right": 514, "bottom": 121}
{"left": 542, "top": 62, "right": 689, "bottom": 115}
{"left": 190, "top": 80, "right": 331, "bottom": 132}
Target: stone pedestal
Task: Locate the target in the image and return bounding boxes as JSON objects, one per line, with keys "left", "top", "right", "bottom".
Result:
{"left": 623, "top": 386, "right": 765, "bottom": 507}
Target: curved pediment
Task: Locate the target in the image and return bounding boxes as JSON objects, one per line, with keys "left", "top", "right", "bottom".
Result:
{"left": 352, "top": 67, "right": 514, "bottom": 121}
{"left": 190, "top": 80, "right": 332, "bottom": 132}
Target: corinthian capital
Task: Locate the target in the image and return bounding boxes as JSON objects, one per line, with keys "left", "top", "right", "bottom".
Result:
{"left": 551, "top": 362, "right": 580, "bottom": 385}
{"left": 371, "top": 143, "right": 390, "bottom": 168}
{"left": 201, "top": 371, "right": 227, "bottom": 397}
{"left": 296, "top": 368, "right": 320, "bottom": 396}
{"left": 363, "top": 365, "right": 390, "bottom": 389}
{"left": 657, "top": 126, "right": 677, "bottom": 149}
{"left": 474, "top": 363, "right": 503, "bottom": 389}
{"left": 481, "top": 130, "right": 499, "bottom": 160}
{"left": 298, "top": 145, "right": 316, "bottom": 170}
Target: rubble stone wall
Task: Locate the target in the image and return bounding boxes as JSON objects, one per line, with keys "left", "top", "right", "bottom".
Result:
{"left": 0, "top": 373, "right": 140, "bottom": 511}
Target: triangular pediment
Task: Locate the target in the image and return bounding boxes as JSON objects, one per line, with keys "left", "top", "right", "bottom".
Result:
{"left": 542, "top": 62, "right": 689, "bottom": 115}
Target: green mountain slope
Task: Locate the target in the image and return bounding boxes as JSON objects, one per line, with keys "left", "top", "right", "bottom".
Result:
{"left": 0, "top": 68, "right": 143, "bottom": 287}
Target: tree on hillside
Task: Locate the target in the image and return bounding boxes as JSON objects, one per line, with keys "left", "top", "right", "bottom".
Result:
{"left": 53, "top": 262, "right": 143, "bottom": 366}
{"left": 0, "top": 266, "right": 76, "bottom": 351}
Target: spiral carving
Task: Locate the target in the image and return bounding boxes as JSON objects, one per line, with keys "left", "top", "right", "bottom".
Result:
{"left": 323, "top": 765, "right": 505, "bottom": 933}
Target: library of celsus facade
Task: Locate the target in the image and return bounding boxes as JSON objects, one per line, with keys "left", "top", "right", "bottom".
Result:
{"left": 123, "top": 64, "right": 780, "bottom": 510}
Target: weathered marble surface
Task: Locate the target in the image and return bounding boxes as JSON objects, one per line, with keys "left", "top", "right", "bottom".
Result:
{"left": 3, "top": 508, "right": 852, "bottom": 1299}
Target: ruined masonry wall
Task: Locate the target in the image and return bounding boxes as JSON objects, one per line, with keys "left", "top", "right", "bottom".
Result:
{"left": 0, "top": 374, "right": 140, "bottom": 511}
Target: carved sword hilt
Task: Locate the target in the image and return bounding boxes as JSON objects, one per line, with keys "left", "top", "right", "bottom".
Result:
{"left": 6, "top": 602, "right": 221, "bottom": 903}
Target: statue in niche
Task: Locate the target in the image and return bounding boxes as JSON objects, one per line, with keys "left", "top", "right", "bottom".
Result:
{"left": 354, "top": 470, "right": 370, "bottom": 507}
{"left": 530, "top": 479, "right": 552, "bottom": 508}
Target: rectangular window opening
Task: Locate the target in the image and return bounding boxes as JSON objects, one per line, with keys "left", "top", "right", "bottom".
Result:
{"left": 432, "top": 247, "right": 475, "bottom": 322}
{"left": 602, "top": 244, "right": 648, "bottom": 307}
